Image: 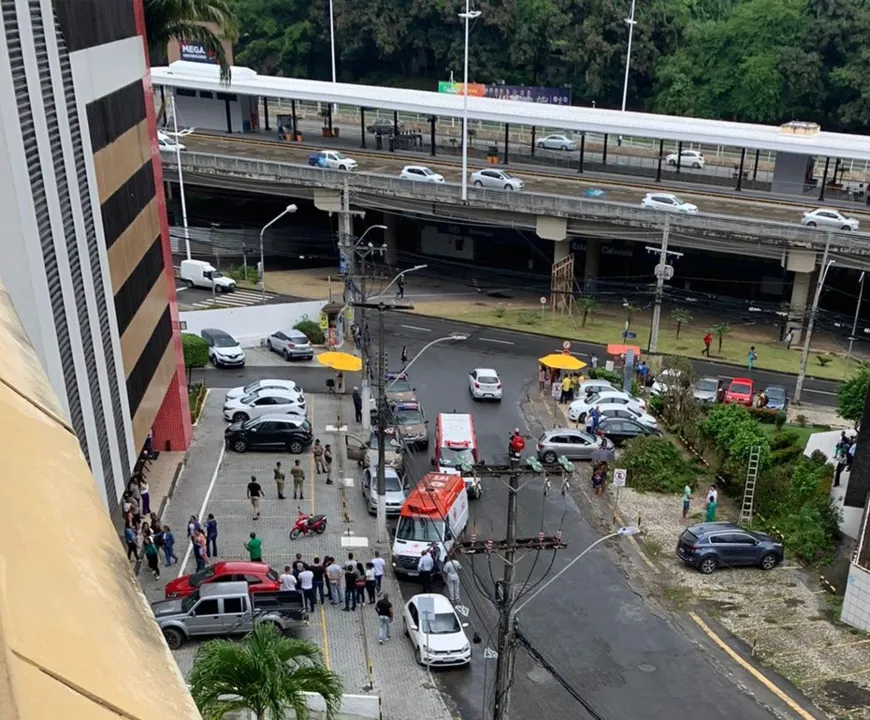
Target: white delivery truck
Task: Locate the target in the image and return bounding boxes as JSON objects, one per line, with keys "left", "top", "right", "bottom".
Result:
{"left": 179, "top": 259, "right": 237, "bottom": 293}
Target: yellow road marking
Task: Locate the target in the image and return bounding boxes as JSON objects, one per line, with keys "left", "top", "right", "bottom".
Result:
{"left": 689, "top": 612, "right": 817, "bottom": 720}
{"left": 320, "top": 605, "right": 331, "bottom": 669}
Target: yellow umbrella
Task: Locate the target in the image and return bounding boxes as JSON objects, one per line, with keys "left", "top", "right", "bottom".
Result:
{"left": 539, "top": 353, "right": 587, "bottom": 371}
{"left": 317, "top": 351, "right": 362, "bottom": 372}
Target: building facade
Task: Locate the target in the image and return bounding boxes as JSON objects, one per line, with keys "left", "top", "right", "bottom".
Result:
{"left": 0, "top": 0, "right": 191, "bottom": 511}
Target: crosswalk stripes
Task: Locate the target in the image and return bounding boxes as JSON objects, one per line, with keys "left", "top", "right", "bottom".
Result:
{"left": 190, "top": 289, "right": 277, "bottom": 309}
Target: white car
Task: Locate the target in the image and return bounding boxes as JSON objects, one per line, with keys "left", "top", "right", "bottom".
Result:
{"left": 309, "top": 150, "right": 358, "bottom": 171}
{"left": 537, "top": 134, "right": 575, "bottom": 151}
{"left": 651, "top": 369, "right": 681, "bottom": 396}
{"left": 266, "top": 329, "right": 314, "bottom": 361}
{"left": 361, "top": 466, "right": 407, "bottom": 515}
{"left": 568, "top": 390, "right": 647, "bottom": 421}
{"left": 400, "top": 165, "right": 445, "bottom": 183}
{"left": 577, "top": 402, "right": 659, "bottom": 428}
{"left": 403, "top": 594, "right": 471, "bottom": 667}
{"left": 574, "top": 379, "right": 615, "bottom": 398}
{"left": 225, "top": 380, "right": 303, "bottom": 403}
{"left": 469, "top": 368, "right": 502, "bottom": 401}
{"left": 223, "top": 389, "right": 307, "bottom": 423}
{"left": 666, "top": 150, "right": 705, "bottom": 168}
{"left": 470, "top": 168, "right": 524, "bottom": 190}
{"left": 157, "top": 130, "right": 185, "bottom": 152}
{"left": 641, "top": 192, "right": 698, "bottom": 214}
{"left": 801, "top": 208, "right": 859, "bottom": 232}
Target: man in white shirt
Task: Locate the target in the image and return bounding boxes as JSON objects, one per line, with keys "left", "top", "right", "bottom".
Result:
{"left": 326, "top": 559, "right": 342, "bottom": 605}
{"left": 441, "top": 555, "right": 462, "bottom": 604}
{"left": 279, "top": 565, "right": 297, "bottom": 592}
{"left": 371, "top": 550, "right": 386, "bottom": 593}
{"left": 298, "top": 567, "right": 315, "bottom": 612}
{"left": 417, "top": 550, "right": 435, "bottom": 593}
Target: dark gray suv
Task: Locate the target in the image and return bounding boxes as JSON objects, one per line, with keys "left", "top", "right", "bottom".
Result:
{"left": 676, "top": 522, "right": 783, "bottom": 574}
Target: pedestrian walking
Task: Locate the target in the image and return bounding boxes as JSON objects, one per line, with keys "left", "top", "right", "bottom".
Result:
{"left": 681, "top": 484, "right": 691, "bottom": 519}
{"left": 274, "top": 461, "right": 286, "bottom": 499}
{"left": 311, "top": 557, "right": 326, "bottom": 605}
{"left": 784, "top": 327, "right": 794, "bottom": 350}
{"left": 279, "top": 565, "right": 297, "bottom": 592}
{"left": 364, "top": 562, "right": 377, "bottom": 604}
{"left": 590, "top": 354, "right": 599, "bottom": 369}
{"left": 298, "top": 565, "right": 315, "bottom": 612}
{"left": 703, "top": 332, "right": 712, "bottom": 357}
{"left": 705, "top": 495, "right": 718, "bottom": 522}
{"left": 326, "top": 557, "right": 342, "bottom": 605}
{"left": 442, "top": 555, "right": 462, "bottom": 605}
{"left": 291, "top": 459, "right": 305, "bottom": 500}
{"left": 591, "top": 464, "right": 606, "bottom": 496}
{"left": 138, "top": 477, "right": 151, "bottom": 515}
{"left": 144, "top": 537, "right": 161, "bottom": 579}
{"left": 352, "top": 387, "right": 363, "bottom": 423}
{"left": 355, "top": 561, "right": 367, "bottom": 605}
{"left": 371, "top": 550, "right": 386, "bottom": 593}
{"left": 834, "top": 440, "right": 848, "bottom": 487}
{"left": 245, "top": 532, "right": 262, "bottom": 562}
{"left": 324, "top": 444, "right": 334, "bottom": 484}
{"left": 376, "top": 593, "right": 393, "bottom": 644}
{"left": 192, "top": 529, "right": 207, "bottom": 571}
{"left": 401, "top": 345, "right": 409, "bottom": 366}
{"left": 313, "top": 439, "right": 326, "bottom": 474}
{"left": 247, "top": 475, "right": 263, "bottom": 520}
{"left": 747, "top": 346, "right": 757, "bottom": 371}
{"left": 187, "top": 515, "right": 200, "bottom": 541}
{"left": 124, "top": 525, "right": 139, "bottom": 561}
{"left": 848, "top": 439, "right": 857, "bottom": 471}
{"left": 396, "top": 274, "right": 405, "bottom": 299}
{"left": 161, "top": 525, "right": 178, "bottom": 566}
{"left": 538, "top": 365, "right": 547, "bottom": 391}
{"left": 202, "top": 513, "right": 217, "bottom": 557}
{"left": 343, "top": 555, "right": 358, "bottom": 611}
{"left": 417, "top": 549, "right": 435, "bottom": 593}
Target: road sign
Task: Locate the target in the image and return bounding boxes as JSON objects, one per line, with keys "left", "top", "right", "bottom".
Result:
{"left": 613, "top": 468, "right": 627, "bottom": 487}
{"left": 622, "top": 331, "right": 637, "bottom": 340}
{"left": 562, "top": 340, "right": 571, "bottom": 350}
{"left": 540, "top": 296, "right": 547, "bottom": 305}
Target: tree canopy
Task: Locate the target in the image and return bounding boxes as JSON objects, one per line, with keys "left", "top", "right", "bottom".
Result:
{"left": 227, "top": 0, "right": 870, "bottom": 131}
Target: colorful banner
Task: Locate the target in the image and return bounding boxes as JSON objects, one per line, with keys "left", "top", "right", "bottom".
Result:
{"left": 437, "top": 81, "right": 486, "bottom": 97}
{"left": 438, "top": 81, "right": 571, "bottom": 105}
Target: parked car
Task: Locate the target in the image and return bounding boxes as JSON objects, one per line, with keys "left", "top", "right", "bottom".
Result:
{"left": 536, "top": 428, "right": 614, "bottom": 463}
{"left": 651, "top": 369, "right": 683, "bottom": 396}
{"left": 400, "top": 165, "right": 445, "bottom": 183}
{"left": 307, "top": 150, "right": 358, "bottom": 170}
{"left": 468, "top": 368, "right": 502, "bottom": 401}
{"left": 223, "top": 389, "right": 306, "bottom": 423}
{"left": 266, "top": 329, "right": 314, "bottom": 361}
{"left": 537, "top": 134, "right": 575, "bottom": 151}
{"left": 181, "top": 259, "right": 236, "bottom": 292}
{"left": 225, "top": 379, "right": 303, "bottom": 402}
{"left": 157, "top": 130, "right": 185, "bottom": 152}
{"left": 641, "top": 192, "right": 698, "bottom": 214}
{"left": 574, "top": 379, "right": 615, "bottom": 398}
{"left": 595, "top": 417, "right": 662, "bottom": 446}
{"left": 666, "top": 149, "right": 705, "bottom": 168}
{"left": 763, "top": 385, "right": 788, "bottom": 411}
{"left": 403, "top": 593, "right": 472, "bottom": 667}
{"left": 361, "top": 466, "right": 408, "bottom": 515}
{"left": 723, "top": 378, "right": 754, "bottom": 406}
{"left": 225, "top": 415, "right": 313, "bottom": 454}
{"left": 676, "top": 522, "right": 784, "bottom": 574}
{"left": 800, "top": 208, "right": 859, "bottom": 231}
{"left": 345, "top": 427, "right": 404, "bottom": 470}
{"left": 567, "top": 390, "right": 647, "bottom": 422}
{"left": 201, "top": 328, "right": 245, "bottom": 368}
{"left": 385, "top": 372, "right": 416, "bottom": 404}
{"left": 367, "top": 118, "right": 403, "bottom": 135}
{"left": 693, "top": 377, "right": 723, "bottom": 404}
{"left": 164, "top": 561, "right": 281, "bottom": 599}
{"left": 469, "top": 168, "right": 524, "bottom": 190}
{"left": 393, "top": 402, "right": 428, "bottom": 450}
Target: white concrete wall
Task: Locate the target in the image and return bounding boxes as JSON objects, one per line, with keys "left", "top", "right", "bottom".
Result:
{"left": 220, "top": 692, "right": 380, "bottom": 720}
{"left": 175, "top": 92, "right": 244, "bottom": 133}
{"left": 421, "top": 225, "right": 474, "bottom": 260}
{"left": 179, "top": 301, "right": 327, "bottom": 347}
{"left": 842, "top": 562, "right": 870, "bottom": 632}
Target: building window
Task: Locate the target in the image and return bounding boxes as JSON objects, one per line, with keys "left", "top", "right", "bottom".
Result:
{"left": 176, "top": 88, "right": 195, "bottom": 97}
{"left": 216, "top": 92, "right": 237, "bottom": 102}
{"left": 199, "top": 90, "right": 213, "bottom": 99}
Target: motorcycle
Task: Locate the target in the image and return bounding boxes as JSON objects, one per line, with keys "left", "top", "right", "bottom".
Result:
{"left": 289, "top": 509, "right": 328, "bottom": 540}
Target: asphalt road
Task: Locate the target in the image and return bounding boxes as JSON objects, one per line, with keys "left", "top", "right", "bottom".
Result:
{"left": 195, "top": 317, "right": 814, "bottom": 720}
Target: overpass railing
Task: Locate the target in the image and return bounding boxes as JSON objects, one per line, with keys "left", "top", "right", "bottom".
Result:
{"left": 163, "top": 151, "right": 870, "bottom": 256}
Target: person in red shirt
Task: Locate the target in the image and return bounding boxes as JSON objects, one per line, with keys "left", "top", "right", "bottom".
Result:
{"left": 703, "top": 332, "right": 712, "bottom": 357}
{"left": 509, "top": 429, "right": 525, "bottom": 457}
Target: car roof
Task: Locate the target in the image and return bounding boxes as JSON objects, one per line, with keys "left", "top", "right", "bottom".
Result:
{"left": 545, "top": 427, "right": 589, "bottom": 436}
{"left": 686, "top": 522, "right": 741, "bottom": 536}
{"left": 202, "top": 328, "right": 234, "bottom": 337}
{"left": 255, "top": 414, "right": 306, "bottom": 424}
{"left": 764, "top": 385, "right": 786, "bottom": 392}
{"left": 199, "top": 581, "right": 250, "bottom": 598}
{"left": 473, "top": 368, "right": 498, "bottom": 375}
{"left": 730, "top": 377, "right": 753, "bottom": 384}
{"left": 410, "top": 593, "right": 456, "bottom": 612}
{"left": 213, "top": 560, "right": 270, "bottom": 573}
{"left": 242, "top": 388, "right": 302, "bottom": 399}
{"left": 395, "top": 402, "right": 420, "bottom": 411}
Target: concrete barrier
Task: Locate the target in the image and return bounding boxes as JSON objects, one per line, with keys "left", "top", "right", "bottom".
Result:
{"left": 179, "top": 300, "right": 326, "bottom": 347}
{"left": 220, "top": 692, "right": 380, "bottom": 720}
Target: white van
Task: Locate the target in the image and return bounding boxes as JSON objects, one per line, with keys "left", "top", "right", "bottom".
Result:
{"left": 157, "top": 130, "right": 186, "bottom": 152}
{"left": 433, "top": 413, "right": 481, "bottom": 499}
{"left": 180, "top": 259, "right": 236, "bottom": 293}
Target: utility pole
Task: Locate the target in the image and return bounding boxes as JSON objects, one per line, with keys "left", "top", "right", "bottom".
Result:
{"left": 795, "top": 233, "right": 834, "bottom": 404}
{"left": 848, "top": 271, "right": 866, "bottom": 363}
{"left": 647, "top": 216, "right": 682, "bottom": 354}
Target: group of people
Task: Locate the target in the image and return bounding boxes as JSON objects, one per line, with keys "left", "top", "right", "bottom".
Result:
{"left": 680, "top": 484, "right": 718, "bottom": 521}
{"left": 541, "top": 368, "right": 587, "bottom": 403}
{"left": 834, "top": 431, "right": 857, "bottom": 487}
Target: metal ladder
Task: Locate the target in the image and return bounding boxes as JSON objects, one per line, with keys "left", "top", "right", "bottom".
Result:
{"left": 740, "top": 446, "right": 761, "bottom": 525}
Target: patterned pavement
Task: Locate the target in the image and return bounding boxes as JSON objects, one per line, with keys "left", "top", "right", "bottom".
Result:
{"left": 140, "top": 390, "right": 453, "bottom": 720}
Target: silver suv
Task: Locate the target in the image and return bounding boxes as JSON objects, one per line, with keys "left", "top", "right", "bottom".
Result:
{"left": 536, "top": 428, "right": 613, "bottom": 463}
{"left": 267, "top": 329, "right": 314, "bottom": 361}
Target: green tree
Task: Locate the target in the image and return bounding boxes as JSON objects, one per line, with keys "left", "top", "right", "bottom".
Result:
{"left": 189, "top": 624, "right": 343, "bottom": 720}
{"left": 144, "top": 0, "right": 238, "bottom": 80}
{"left": 837, "top": 363, "right": 870, "bottom": 427}
{"left": 711, "top": 323, "right": 729, "bottom": 352}
{"left": 231, "top": 0, "right": 315, "bottom": 77}
{"left": 671, "top": 307, "right": 693, "bottom": 338}
{"left": 578, "top": 296, "right": 597, "bottom": 327}
{"left": 181, "top": 332, "right": 208, "bottom": 383}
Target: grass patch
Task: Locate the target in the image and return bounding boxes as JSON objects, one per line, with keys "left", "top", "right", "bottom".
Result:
{"left": 642, "top": 537, "right": 663, "bottom": 558}
{"left": 661, "top": 584, "right": 693, "bottom": 611}
{"left": 758, "top": 422, "right": 817, "bottom": 450}
{"left": 188, "top": 381, "right": 207, "bottom": 423}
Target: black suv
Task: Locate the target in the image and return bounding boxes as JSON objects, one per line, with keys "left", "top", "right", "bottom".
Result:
{"left": 366, "top": 118, "right": 403, "bottom": 136}
{"left": 225, "top": 415, "right": 313, "bottom": 454}
{"left": 676, "top": 522, "right": 783, "bottom": 574}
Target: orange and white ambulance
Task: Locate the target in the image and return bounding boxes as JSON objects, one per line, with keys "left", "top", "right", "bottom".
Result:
{"left": 433, "top": 413, "right": 482, "bottom": 498}
{"left": 391, "top": 472, "right": 469, "bottom": 577}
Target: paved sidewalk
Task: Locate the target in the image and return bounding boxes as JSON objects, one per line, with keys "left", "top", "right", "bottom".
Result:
{"left": 141, "top": 390, "right": 453, "bottom": 720}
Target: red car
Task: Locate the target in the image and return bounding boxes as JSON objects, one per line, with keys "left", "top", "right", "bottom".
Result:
{"left": 723, "top": 378, "right": 754, "bottom": 406}
{"left": 164, "top": 561, "right": 280, "bottom": 599}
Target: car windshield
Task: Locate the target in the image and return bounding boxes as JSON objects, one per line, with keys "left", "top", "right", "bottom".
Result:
{"left": 384, "top": 474, "right": 404, "bottom": 492}
{"left": 212, "top": 271, "right": 224, "bottom": 278}
{"left": 242, "top": 381, "right": 263, "bottom": 394}
{"left": 421, "top": 611, "right": 461, "bottom": 635}
{"left": 697, "top": 379, "right": 719, "bottom": 392}
{"left": 239, "top": 393, "right": 260, "bottom": 405}
{"left": 188, "top": 566, "right": 215, "bottom": 588}
{"left": 501, "top": 171, "right": 515, "bottom": 179}
{"left": 387, "top": 377, "right": 412, "bottom": 393}
{"left": 368, "top": 431, "right": 397, "bottom": 450}
{"left": 671, "top": 196, "right": 685, "bottom": 205}
{"left": 334, "top": 152, "right": 346, "bottom": 159}
{"left": 181, "top": 592, "right": 200, "bottom": 613}
{"left": 421, "top": 168, "right": 435, "bottom": 175}
{"left": 397, "top": 516, "right": 444, "bottom": 542}
{"left": 288, "top": 333, "right": 308, "bottom": 343}
{"left": 478, "top": 375, "right": 498, "bottom": 384}
{"left": 731, "top": 383, "right": 751, "bottom": 395}
{"left": 211, "top": 335, "right": 237, "bottom": 347}
{"left": 397, "top": 410, "right": 423, "bottom": 425}
{"left": 439, "top": 446, "right": 475, "bottom": 468}
{"left": 298, "top": 420, "right": 312, "bottom": 433}
{"left": 765, "top": 388, "right": 785, "bottom": 401}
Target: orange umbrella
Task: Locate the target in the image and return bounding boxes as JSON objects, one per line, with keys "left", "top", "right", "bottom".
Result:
{"left": 606, "top": 344, "right": 641, "bottom": 357}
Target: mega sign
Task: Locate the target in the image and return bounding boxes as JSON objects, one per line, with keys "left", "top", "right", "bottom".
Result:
{"left": 179, "top": 42, "right": 216, "bottom": 63}
{"left": 438, "top": 81, "right": 571, "bottom": 105}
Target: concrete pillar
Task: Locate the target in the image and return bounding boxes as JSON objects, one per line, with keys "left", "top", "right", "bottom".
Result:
{"left": 584, "top": 237, "right": 600, "bottom": 294}
{"left": 536, "top": 215, "right": 567, "bottom": 242}
{"left": 553, "top": 239, "right": 570, "bottom": 264}
{"left": 384, "top": 213, "right": 398, "bottom": 265}
{"left": 782, "top": 250, "right": 816, "bottom": 343}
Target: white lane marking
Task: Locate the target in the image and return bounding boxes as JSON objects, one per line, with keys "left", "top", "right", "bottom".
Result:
{"left": 401, "top": 324, "right": 432, "bottom": 332}
{"left": 805, "top": 388, "right": 836, "bottom": 396}
{"left": 175, "top": 286, "right": 187, "bottom": 292}
{"left": 176, "top": 444, "right": 225, "bottom": 578}
{"left": 480, "top": 337, "right": 514, "bottom": 345}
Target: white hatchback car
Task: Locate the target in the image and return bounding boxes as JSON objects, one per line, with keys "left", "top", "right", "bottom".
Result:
{"left": 666, "top": 149, "right": 705, "bottom": 168}
{"left": 568, "top": 390, "right": 647, "bottom": 422}
{"left": 537, "top": 134, "right": 575, "bottom": 151}
{"left": 641, "top": 192, "right": 698, "bottom": 214}
{"left": 469, "top": 368, "right": 502, "bottom": 401}
{"left": 801, "top": 208, "right": 859, "bottom": 231}
{"left": 576, "top": 402, "right": 658, "bottom": 428}
{"left": 225, "top": 380, "right": 303, "bottom": 403}
{"left": 361, "top": 466, "right": 407, "bottom": 515}
{"left": 223, "top": 389, "right": 307, "bottom": 423}
{"left": 309, "top": 150, "right": 358, "bottom": 171}
{"left": 400, "top": 165, "right": 445, "bottom": 183}
{"left": 470, "top": 168, "right": 524, "bottom": 190}
{"left": 157, "top": 130, "right": 185, "bottom": 152}
{"left": 404, "top": 594, "right": 471, "bottom": 667}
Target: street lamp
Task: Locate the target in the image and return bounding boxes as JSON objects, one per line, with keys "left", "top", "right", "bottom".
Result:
{"left": 329, "top": 0, "right": 337, "bottom": 88}
{"left": 258, "top": 204, "right": 297, "bottom": 302}
{"left": 354, "top": 224, "right": 387, "bottom": 247}
{"left": 848, "top": 271, "right": 866, "bottom": 363}
{"left": 459, "top": 1, "right": 481, "bottom": 203}
{"left": 621, "top": 0, "right": 637, "bottom": 112}
{"left": 794, "top": 234, "right": 834, "bottom": 404}
{"left": 377, "top": 264, "right": 428, "bottom": 299}
{"left": 514, "top": 526, "right": 640, "bottom": 615}
{"left": 171, "top": 94, "right": 191, "bottom": 259}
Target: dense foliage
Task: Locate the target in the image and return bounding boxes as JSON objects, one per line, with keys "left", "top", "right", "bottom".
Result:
{"left": 227, "top": 0, "right": 870, "bottom": 130}
{"left": 699, "top": 403, "right": 771, "bottom": 470}
{"left": 837, "top": 363, "right": 870, "bottom": 427}
{"left": 182, "top": 332, "right": 209, "bottom": 376}
{"left": 620, "top": 435, "right": 698, "bottom": 493}
{"left": 294, "top": 318, "right": 325, "bottom": 345}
